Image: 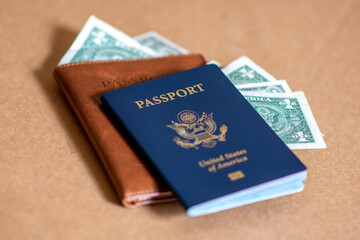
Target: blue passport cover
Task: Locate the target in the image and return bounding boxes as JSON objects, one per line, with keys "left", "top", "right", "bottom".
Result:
{"left": 100, "top": 65, "right": 307, "bottom": 216}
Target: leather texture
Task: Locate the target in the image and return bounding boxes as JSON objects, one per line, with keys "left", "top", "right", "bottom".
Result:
{"left": 53, "top": 54, "right": 206, "bottom": 207}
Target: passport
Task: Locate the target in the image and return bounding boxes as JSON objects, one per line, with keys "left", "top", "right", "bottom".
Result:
{"left": 100, "top": 65, "right": 307, "bottom": 217}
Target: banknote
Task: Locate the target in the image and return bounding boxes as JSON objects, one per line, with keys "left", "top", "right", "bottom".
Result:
{"left": 206, "top": 60, "right": 222, "bottom": 68}
{"left": 242, "top": 92, "right": 326, "bottom": 149}
{"left": 222, "top": 56, "right": 278, "bottom": 85}
{"left": 237, "top": 80, "right": 292, "bottom": 93}
{"left": 58, "top": 16, "right": 160, "bottom": 65}
{"left": 134, "top": 31, "right": 189, "bottom": 56}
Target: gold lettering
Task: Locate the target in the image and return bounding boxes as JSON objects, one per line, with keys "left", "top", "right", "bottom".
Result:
{"left": 198, "top": 149, "right": 248, "bottom": 174}
{"left": 217, "top": 159, "right": 237, "bottom": 169}
{"left": 134, "top": 83, "right": 206, "bottom": 109}
{"left": 176, "top": 89, "right": 188, "bottom": 97}
{"left": 228, "top": 171, "right": 245, "bottom": 181}
{"left": 159, "top": 94, "right": 169, "bottom": 103}
{"left": 208, "top": 165, "right": 217, "bottom": 173}
{"left": 134, "top": 101, "right": 144, "bottom": 109}
{"left": 185, "top": 86, "right": 198, "bottom": 95}
{"left": 166, "top": 92, "right": 176, "bottom": 100}
{"left": 198, "top": 155, "right": 224, "bottom": 167}
{"left": 145, "top": 99, "right": 155, "bottom": 107}
{"left": 194, "top": 83, "right": 205, "bottom": 92}
{"left": 235, "top": 156, "right": 248, "bottom": 163}
{"left": 152, "top": 96, "right": 161, "bottom": 104}
{"left": 224, "top": 149, "right": 247, "bottom": 160}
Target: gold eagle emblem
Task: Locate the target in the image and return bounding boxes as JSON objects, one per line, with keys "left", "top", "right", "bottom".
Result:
{"left": 167, "top": 110, "right": 228, "bottom": 149}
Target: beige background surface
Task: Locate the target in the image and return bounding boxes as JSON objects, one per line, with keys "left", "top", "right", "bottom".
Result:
{"left": 1, "top": 0, "right": 359, "bottom": 239}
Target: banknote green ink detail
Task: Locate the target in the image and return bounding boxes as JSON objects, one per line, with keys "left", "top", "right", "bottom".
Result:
{"left": 71, "top": 27, "right": 151, "bottom": 63}
{"left": 138, "top": 36, "right": 182, "bottom": 55}
{"left": 228, "top": 65, "right": 271, "bottom": 85}
{"left": 245, "top": 96, "right": 315, "bottom": 144}
{"left": 239, "top": 85, "right": 286, "bottom": 93}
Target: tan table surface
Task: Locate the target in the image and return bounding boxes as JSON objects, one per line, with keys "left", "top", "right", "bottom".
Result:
{"left": 1, "top": 0, "right": 359, "bottom": 239}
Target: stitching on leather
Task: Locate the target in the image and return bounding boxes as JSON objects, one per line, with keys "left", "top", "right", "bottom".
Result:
{"left": 56, "top": 54, "right": 202, "bottom": 70}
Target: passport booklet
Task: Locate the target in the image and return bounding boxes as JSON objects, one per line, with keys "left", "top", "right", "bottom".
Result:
{"left": 100, "top": 65, "right": 307, "bottom": 217}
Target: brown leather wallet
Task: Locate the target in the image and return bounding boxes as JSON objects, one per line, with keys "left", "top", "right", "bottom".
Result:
{"left": 53, "top": 54, "right": 206, "bottom": 207}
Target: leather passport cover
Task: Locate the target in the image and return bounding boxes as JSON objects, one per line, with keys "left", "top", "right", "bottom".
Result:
{"left": 100, "top": 65, "right": 307, "bottom": 216}
{"left": 53, "top": 54, "right": 206, "bottom": 207}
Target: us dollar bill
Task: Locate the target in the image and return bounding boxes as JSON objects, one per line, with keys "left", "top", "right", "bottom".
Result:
{"left": 134, "top": 31, "right": 189, "bottom": 56}
{"left": 223, "top": 56, "right": 278, "bottom": 85}
{"left": 58, "top": 16, "right": 160, "bottom": 65}
{"left": 237, "top": 80, "right": 292, "bottom": 93}
{"left": 242, "top": 92, "right": 326, "bottom": 149}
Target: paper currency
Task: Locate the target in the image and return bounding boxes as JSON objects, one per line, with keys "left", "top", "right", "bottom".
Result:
{"left": 134, "top": 31, "right": 189, "bottom": 56}
{"left": 237, "top": 80, "right": 292, "bottom": 93}
{"left": 58, "top": 16, "right": 159, "bottom": 65}
{"left": 242, "top": 92, "right": 326, "bottom": 149}
{"left": 222, "top": 56, "right": 277, "bottom": 85}
{"left": 57, "top": 16, "right": 326, "bottom": 149}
